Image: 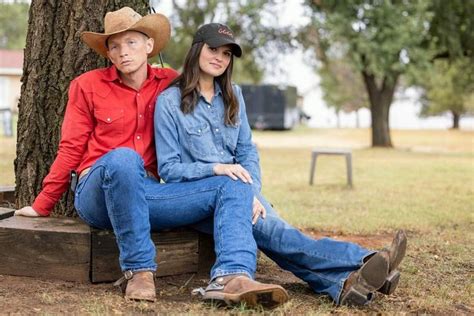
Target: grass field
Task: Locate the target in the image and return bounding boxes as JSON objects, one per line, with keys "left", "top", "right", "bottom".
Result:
{"left": 0, "top": 127, "right": 473, "bottom": 314}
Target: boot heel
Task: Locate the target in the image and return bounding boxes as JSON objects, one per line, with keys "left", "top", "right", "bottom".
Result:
{"left": 378, "top": 270, "right": 400, "bottom": 295}
{"left": 340, "top": 287, "right": 372, "bottom": 306}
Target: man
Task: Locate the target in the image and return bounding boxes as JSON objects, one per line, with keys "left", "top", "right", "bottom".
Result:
{"left": 15, "top": 7, "right": 288, "bottom": 307}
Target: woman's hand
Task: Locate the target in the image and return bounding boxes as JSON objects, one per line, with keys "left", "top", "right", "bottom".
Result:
{"left": 14, "top": 206, "right": 41, "bottom": 217}
{"left": 252, "top": 196, "right": 266, "bottom": 224}
{"left": 213, "top": 163, "right": 253, "bottom": 184}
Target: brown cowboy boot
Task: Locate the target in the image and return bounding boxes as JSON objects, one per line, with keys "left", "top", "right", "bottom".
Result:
{"left": 193, "top": 274, "right": 288, "bottom": 309}
{"left": 115, "top": 271, "right": 156, "bottom": 302}
{"left": 339, "top": 251, "right": 389, "bottom": 306}
{"left": 378, "top": 230, "right": 408, "bottom": 295}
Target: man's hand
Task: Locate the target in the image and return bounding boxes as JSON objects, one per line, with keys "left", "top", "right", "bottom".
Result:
{"left": 15, "top": 206, "right": 41, "bottom": 217}
{"left": 213, "top": 163, "right": 253, "bottom": 184}
{"left": 252, "top": 196, "right": 266, "bottom": 224}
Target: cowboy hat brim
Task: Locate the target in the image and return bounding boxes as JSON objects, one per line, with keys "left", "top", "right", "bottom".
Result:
{"left": 80, "top": 13, "right": 170, "bottom": 58}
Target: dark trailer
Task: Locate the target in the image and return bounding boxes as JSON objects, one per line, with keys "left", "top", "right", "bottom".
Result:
{"left": 241, "top": 85, "right": 299, "bottom": 130}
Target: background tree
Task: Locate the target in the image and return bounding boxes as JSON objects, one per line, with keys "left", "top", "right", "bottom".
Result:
{"left": 418, "top": 58, "right": 474, "bottom": 129}
{"left": 414, "top": 0, "right": 474, "bottom": 129}
{"left": 303, "top": 0, "right": 431, "bottom": 147}
{"left": 0, "top": 0, "right": 29, "bottom": 49}
{"left": 155, "top": 0, "right": 294, "bottom": 84}
{"left": 319, "top": 56, "right": 368, "bottom": 128}
{"left": 15, "top": 0, "right": 149, "bottom": 216}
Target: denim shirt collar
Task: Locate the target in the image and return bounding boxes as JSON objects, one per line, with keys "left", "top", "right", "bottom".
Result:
{"left": 199, "top": 82, "right": 223, "bottom": 102}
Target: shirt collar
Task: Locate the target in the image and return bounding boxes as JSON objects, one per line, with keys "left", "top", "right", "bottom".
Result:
{"left": 102, "top": 64, "right": 167, "bottom": 83}
{"left": 214, "top": 82, "right": 223, "bottom": 96}
{"left": 199, "top": 82, "right": 223, "bottom": 101}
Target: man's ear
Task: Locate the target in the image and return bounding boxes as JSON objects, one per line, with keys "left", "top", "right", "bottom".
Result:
{"left": 146, "top": 38, "right": 154, "bottom": 54}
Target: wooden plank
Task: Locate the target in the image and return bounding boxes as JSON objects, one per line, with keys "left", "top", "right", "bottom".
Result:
{"left": 0, "top": 186, "right": 15, "bottom": 205}
{"left": 198, "top": 233, "right": 215, "bottom": 274}
{"left": 91, "top": 228, "right": 199, "bottom": 283}
{"left": 0, "top": 216, "right": 90, "bottom": 282}
{"left": 0, "top": 207, "right": 14, "bottom": 220}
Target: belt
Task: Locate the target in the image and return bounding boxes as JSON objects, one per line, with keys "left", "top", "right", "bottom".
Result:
{"left": 78, "top": 167, "right": 157, "bottom": 180}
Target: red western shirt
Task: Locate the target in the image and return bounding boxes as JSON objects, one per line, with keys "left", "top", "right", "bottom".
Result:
{"left": 32, "top": 65, "right": 178, "bottom": 216}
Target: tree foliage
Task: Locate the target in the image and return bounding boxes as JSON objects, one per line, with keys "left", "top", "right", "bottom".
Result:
{"left": 157, "top": 0, "right": 294, "bottom": 84}
{"left": 0, "top": 0, "right": 29, "bottom": 49}
{"left": 319, "top": 56, "right": 368, "bottom": 116}
{"left": 413, "top": 0, "right": 474, "bottom": 128}
{"left": 418, "top": 58, "right": 474, "bottom": 128}
{"left": 427, "top": 0, "right": 474, "bottom": 60}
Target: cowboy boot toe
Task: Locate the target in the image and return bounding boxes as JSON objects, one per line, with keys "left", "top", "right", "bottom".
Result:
{"left": 125, "top": 271, "right": 156, "bottom": 302}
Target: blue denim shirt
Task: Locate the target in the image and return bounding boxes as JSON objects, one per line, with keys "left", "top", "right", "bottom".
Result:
{"left": 155, "top": 84, "right": 261, "bottom": 193}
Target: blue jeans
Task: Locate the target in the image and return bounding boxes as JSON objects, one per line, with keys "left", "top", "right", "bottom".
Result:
{"left": 194, "top": 192, "right": 373, "bottom": 304}
{"left": 74, "top": 148, "right": 257, "bottom": 280}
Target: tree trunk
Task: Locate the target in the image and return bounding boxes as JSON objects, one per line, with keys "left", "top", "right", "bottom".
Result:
{"left": 336, "top": 109, "right": 341, "bottom": 128}
{"left": 15, "top": 0, "right": 149, "bottom": 216}
{"left": 362, "top": 71, "right": 399, "bottom": 147}
{"left": 451, "top": 111, "right": 460, "bottom": 129}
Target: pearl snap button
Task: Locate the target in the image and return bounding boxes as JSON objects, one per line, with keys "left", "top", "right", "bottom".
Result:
{"left": 106, "top": 118, "right": 111, "bottom": 122}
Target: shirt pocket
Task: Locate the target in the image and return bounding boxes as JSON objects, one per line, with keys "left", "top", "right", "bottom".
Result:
{"left": 225, "top": 122, "right": 241, "bottom": 153}
{"left": 94, "top": 108, "right": 124, "bottom": 139}
{"left": 184, "top": 122, "right": 214, "bottom": 157}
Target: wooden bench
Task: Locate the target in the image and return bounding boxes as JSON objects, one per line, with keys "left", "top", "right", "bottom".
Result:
{"left": 309, "top": 148, "right": 353, "bottom": 187}
{"left": 0, "top": 185, "right": 15, "bottom": 206}
{"left": 0, "top": 208, "right": 214, "bottom": 283}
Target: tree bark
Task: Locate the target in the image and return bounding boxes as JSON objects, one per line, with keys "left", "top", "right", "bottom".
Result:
{"left": 15, "top": 0, "right": 149, "bottom": 216}
{"left": 451, "top": 111, "right": 460, "bottom": 129}
{"left": 362, "top": 71, "right": 399, "bottom": 147}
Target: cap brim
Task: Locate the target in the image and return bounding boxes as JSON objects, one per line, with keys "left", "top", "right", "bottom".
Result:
{"left": 206, "top": 38, "right": 242, "bottom": 58}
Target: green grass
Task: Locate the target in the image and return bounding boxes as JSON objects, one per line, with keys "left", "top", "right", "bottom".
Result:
{"left": 260, "top": 146, "right": 473, "bottom": 233}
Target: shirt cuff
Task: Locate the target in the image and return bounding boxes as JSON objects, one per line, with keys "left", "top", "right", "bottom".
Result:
{"left": 197, "top": 163, "right": 216, "bottom": 179}
{"left": 32, "top": 192, "right": 55, "bottom": 216}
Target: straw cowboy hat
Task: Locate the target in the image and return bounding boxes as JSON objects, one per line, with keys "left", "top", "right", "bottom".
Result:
{"left": 81, "top": 7, "right": 170, "bottom": 58}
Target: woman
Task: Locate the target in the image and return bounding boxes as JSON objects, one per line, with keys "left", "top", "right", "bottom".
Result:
{"left": 155, "top": 23, "right": 407, "bottom": 306}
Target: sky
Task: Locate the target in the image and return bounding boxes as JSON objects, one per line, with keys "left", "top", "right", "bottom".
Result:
{"left": 153, "top": 0, "right": 474, "bottom": 130}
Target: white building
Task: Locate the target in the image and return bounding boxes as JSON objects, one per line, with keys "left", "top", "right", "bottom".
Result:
{"left": 0, "top": 49, "right": 23, "bottom": 112}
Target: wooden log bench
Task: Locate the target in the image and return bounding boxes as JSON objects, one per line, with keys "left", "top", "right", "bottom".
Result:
{"left": 0, "top": 207, "right": 214, "bottom": 283}
{"left": 0, "top": 185, "right": 15, "bottom": 206}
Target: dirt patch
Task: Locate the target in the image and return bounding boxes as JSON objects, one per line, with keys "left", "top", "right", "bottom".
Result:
{"left": 0, "top": 231, "right": 470, "bottom": 315}
{"left": 300, "top": 228, "right": 394, "bottom": 249}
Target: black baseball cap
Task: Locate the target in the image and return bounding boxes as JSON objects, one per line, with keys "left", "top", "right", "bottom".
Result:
{"left": 192, "top": 23, "right": 242, "bottom": 58}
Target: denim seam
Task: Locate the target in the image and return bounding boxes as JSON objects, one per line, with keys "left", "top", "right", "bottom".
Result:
{"left": 211, "top": 270, "right": 253, "bottom": 281}
{"left": 214, "top": 184, "right": 225, "bottom": 266}
{"left": 294, "top": 245, "right": 364, "bottom": 265}
{"left": 123, "top": 267, "right": 157, "bottom": 273}
{"left": 145, "top": 187, "right": 219, "bottom": 200}
{"left": 103, "top": 168, "right": 124, "bottom": 249}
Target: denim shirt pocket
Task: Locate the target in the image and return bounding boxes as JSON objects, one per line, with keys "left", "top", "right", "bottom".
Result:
{"left": 184, "top": 122, "right": 213, "bottom": 156}
{"left": 94, "top": 108, "right": 124, "bottom": 139}
{"left": 225, "top": 121, "right": 241, "bottom": 153}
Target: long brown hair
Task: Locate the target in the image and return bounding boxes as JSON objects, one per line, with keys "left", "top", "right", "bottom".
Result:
{"left": 170, "top": 42, "right": 239, "bottom": 126}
